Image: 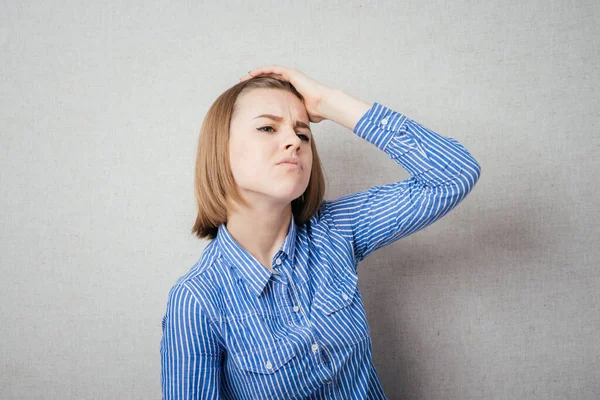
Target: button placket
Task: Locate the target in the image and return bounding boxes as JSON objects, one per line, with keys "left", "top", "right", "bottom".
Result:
{"left": 284, "top": 263, "right": 330, "bottom": 375}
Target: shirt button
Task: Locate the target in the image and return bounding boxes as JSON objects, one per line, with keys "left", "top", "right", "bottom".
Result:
{"left": 265, "top": 361, "right": 272, "bottom": 370}
{"left": 327, "top": 380, "right": 333, "bottom": 385}
{"left": 288, "top": 321, "right": 293, "bottom": 326}
{"left": 293, "top": 305, "right": 300, "bottom": 312}
{"left": 342, "top": 293, "right": 349, "bottom": 301}
{"left": 275, "top": 258, "right": 282, "bottom": 265}
{"left": 311, "top": 343, "right": 319, "bottom": 352}
{"left": 381, "top": 118, "right": 388, "bottom": 125}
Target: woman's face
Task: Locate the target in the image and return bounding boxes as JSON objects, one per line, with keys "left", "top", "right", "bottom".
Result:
{"left": 228, "top": 88, "right": 313, "bottom": 209}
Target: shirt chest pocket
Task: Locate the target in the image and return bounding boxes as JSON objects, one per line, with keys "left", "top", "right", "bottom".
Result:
{"left": 312, "top": 271, "right": 371, "bottom": 347}
{"left": 234, "top": 340, "right": 297, "bottom": 374}
{"left": 232, "top": 340, "right": 317, "bottom": 399}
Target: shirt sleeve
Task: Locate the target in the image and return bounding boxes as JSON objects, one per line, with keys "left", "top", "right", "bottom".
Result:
{"left": 318, "top": 101, "right": 482, "bottom": 264}
{"left": 160, "top": 282, "right": 223, "bottom": 400}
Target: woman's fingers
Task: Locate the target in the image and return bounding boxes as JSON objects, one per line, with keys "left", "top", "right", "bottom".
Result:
{"left": 249, "top": 65, "right": 288, "bottom": 78}
{"left": 240, "top": 65, "right": 288, "bottom": 82}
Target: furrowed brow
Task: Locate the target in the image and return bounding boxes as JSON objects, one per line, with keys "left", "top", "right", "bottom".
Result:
{"left": 254, "top": 114, "right": 311, "bottom": 131}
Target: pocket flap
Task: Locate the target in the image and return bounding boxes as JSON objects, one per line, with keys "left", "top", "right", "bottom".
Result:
{"left": 313, "top": 272, "right": 359, "bottom": 315}
{"left": 235, "top": 341, "right": 297, "bottom": 374}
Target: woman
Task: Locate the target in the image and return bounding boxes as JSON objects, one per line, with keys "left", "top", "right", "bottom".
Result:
{"left": 160, "top": 65, "right": 481, "bottom": 399}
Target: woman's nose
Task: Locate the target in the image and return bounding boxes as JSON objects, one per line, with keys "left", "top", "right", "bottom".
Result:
{"left": 283, "top": 128, "right": 302, "bottom": 147}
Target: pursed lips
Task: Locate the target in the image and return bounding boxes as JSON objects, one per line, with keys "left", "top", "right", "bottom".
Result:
{"left": 279, "top": 162, "right": 302, "bottom": 170}
{"left": 277, "top": 158, "right": 302, "bottom": 169}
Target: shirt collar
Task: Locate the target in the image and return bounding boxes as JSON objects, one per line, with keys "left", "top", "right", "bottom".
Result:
{"left": 217, "top": 213, "right": 298, "bottom": 297}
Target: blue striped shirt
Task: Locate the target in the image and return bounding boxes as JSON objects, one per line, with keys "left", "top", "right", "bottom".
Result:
{"left": 160, "top": 102, "right": 482, "bottom": 399}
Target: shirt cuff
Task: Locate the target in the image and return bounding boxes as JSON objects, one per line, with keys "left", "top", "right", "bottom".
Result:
{"left": 352, "top": 102, "right": 409, "bottom": 152}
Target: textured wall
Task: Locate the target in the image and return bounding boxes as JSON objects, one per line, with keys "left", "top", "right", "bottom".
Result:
{"left": 1, "top": 1, "right": 598, "bottom": 399}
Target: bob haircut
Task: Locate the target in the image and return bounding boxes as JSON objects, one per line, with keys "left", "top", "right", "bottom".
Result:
{"left": 192, "top": 76, "right": 326, "bottom": 240}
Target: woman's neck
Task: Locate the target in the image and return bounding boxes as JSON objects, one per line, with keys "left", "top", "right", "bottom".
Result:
{"left": 225, "top": 202, "right": 292, "bottom": 271}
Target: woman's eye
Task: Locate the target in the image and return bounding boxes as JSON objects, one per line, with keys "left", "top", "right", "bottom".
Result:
{"left": 257, "top": 126, "right": 310, "bottom": 142}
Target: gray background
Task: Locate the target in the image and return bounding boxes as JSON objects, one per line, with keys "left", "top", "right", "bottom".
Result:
{"left": 1, "top": 1, "right": 598, "bottom": 399}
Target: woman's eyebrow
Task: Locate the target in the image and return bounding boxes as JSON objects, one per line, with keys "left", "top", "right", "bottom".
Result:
{"left": 253, "top": 114, "right": 311, "bottom": 130}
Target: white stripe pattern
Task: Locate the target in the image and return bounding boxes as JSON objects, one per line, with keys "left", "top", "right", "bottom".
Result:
{"left": 161, "top": 102, "right": 482, "bottom": 399}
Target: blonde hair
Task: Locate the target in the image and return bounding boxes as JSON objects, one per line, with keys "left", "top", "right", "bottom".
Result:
{"left": 191, "top": 76, "right": 326, "bottom": 240}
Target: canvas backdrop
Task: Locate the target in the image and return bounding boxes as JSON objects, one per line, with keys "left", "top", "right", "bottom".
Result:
{"left": 1, "top": 1, "right": 598, "bottom": 399}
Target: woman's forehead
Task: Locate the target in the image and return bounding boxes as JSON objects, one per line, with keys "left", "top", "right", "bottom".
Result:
{"left": 236, "top": 89, "right": 307, "bottom": 119}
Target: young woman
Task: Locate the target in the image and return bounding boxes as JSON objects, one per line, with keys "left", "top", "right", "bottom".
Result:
{"left": 160, "top": 65, "right": 481, "bottom": 399}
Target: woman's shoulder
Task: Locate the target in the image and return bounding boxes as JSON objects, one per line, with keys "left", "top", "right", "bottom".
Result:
{"left": 165, "top": 240, "right": 225, "bottom": 304}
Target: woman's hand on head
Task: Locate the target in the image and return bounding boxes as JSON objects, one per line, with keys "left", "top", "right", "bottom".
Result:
{"left": 239, "top": 65, "right": 334, "bottom": 123}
